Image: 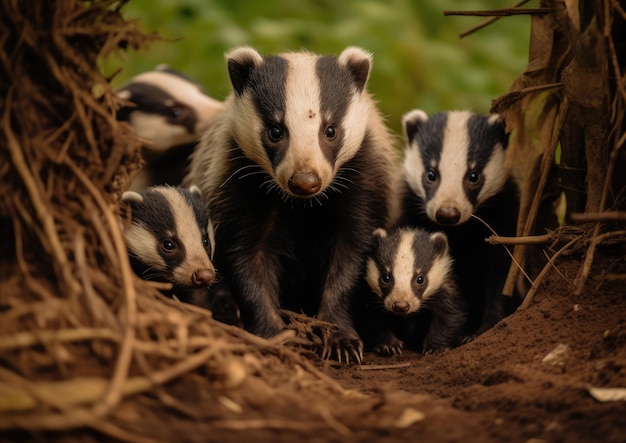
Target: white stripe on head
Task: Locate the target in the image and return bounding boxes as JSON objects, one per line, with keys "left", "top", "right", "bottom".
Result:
{"left": 426, "top": 110, "right": 474, "bottom": 224}
{"left": 384, "top": 230, "right": 420, "bottom": 313}
{"left": 158, "top": 187, "right": 214, "bottom": 285}
{"left": 275, "top": 52, "right": 333, "bottom": 193}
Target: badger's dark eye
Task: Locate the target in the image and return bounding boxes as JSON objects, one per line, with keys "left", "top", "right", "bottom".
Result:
{"left": 268, "top": 125, "right": 283, "bottom": 142}
{"left": 324, "top": 125, "right": 336, "bottom": 140}
{"left": 380, "top": 273, "right": 392, "bottom": 287}
{"left": 426, "top": 168, "right": 437, "bottom": 183}
{"left": 468, "top": 171, "right": 482, "bottom": 185}
{"left": 162, "top": 239, "right": 176, "bottom": 252}
{"left": 168, "top": 106, "right": 182, "bottom": 119}
{"left": 416, "top": 275, "right": 425, "bottom": 285}
{"left": 203, "top": 234, "right": 210, "bottom": 249}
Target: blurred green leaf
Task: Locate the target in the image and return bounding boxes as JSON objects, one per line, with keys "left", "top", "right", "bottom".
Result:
{"left": 103, "top": 0, "right": 531, "bottom": 135}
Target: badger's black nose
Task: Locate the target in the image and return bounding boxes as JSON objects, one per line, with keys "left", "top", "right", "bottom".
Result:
{"left": 288, "top": 172, "right": 321, "bottom": 196}
{"left": 192, "top": 268, "right": 216, "bottom": 286}
{"left": 436, "top": 207, "right": 461, "bottom": 225}
{"left": 392, "top": 301, "right": 410, "bottom": 314}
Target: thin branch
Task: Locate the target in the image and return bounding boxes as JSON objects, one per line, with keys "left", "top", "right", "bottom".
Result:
{"left": 486, "top": 233, "right": 554, "bottom": 246}
{"left": 444, "top": 8, "right": 554, "bottom": 18}
{"left": 457, "top": 0, "right": 531, "bottom": 38}
{"left": 570, "top": 211, "right": 626, "bottom": 222}
{"left": 518, "top": 237, "right": 579, "bottom": 310}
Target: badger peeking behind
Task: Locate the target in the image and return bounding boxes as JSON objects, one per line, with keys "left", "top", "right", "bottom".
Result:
{"left": 116, "top": 66, "right": 223, "bottom": 191}
{"left": 121, "top": 186, "right": 240, "bottom": 325}
{"left": 185, "top": 47, "right": 400, "bottom": 363}
{"left": 399, "top": 110, "right": 520, "bottom": 337}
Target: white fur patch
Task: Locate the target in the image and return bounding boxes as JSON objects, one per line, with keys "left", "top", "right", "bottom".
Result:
{"left": 402, "top": 109, "right": 429, "bottom": 200}
{"left": 365, "top": 258, "right": 384, "bottom": 298}
{"left": 231, "top": 92, "right": 270, "bottom": 173}
{"left": 126, "top": 223, "right": 166, "bottom": 271}
{"left": 422, "top": 251, "right": 453, "bottom": 301}
{"left": 426, "top": 110, "right": 474, "bottom": 224}
{"left": 129, "top": 112, "right": 189, "bottom": 152}
{"left": 333, "top": 82, "right": 370, "bottom": 171}
{"left": 403, "top": 145, "right": 427, "bottom": 200}
{"left": 207, "top": 218, "right": 216, "bottom": 260}
{"left": 477, "top": 140, "right": 508, "bottom": 206}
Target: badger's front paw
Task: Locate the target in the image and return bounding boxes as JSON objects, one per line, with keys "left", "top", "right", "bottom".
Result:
{"left": 374, "top": 337, "right": 404, "bottom": 356}
{"left": 321, "top": 328, "right": 363, "bottom": 365}
{"left": 248, "top": 316, "right": 287, "bottom": 338}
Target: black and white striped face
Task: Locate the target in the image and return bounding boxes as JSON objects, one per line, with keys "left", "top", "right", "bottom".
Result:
{"left": 366, "top": 228, "right": 453, "bottom": 315}
{"left": 122, "top": 186, "right": 216, "bottom": 288}
{"left": 225, "top": 46, "right": 373, "bottom": 199}
{"left": 117, "top": 66, "right": 223, "bottom": 153}
{"left": 402, "top": 110, "right": 510, "bottom": 225}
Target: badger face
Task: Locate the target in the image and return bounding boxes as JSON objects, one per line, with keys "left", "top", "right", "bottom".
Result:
{"left": 122, "top": 186, "right": 216, "bottom": 289}
{"left": 366, "top": 228, "right": 452, "bottom": 316}
{"left": 402, "top": 110, "right": 510, "bottom": 226}
{"left": 117, "top": 67, "right": 223, "bottom": 153}
{"left": 225, "top": 46, "right": 373, "bottom": 199}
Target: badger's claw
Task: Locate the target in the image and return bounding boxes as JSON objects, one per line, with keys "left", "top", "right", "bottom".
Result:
{"left": 374, "top": 338, "right": 404, "bottom": 356}
{"left": 321, "top": 330, "right": 363, "bottom": 365}
{"left": 422, "top": 345, "right": 448, "bottom": 355}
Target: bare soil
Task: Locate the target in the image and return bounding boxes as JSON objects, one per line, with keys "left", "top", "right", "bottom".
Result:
{"left": 6, "top": 250, "right": 626, "bottom": 443}
{"left": 149, "top": 250, "right": 626, "bottom": 443}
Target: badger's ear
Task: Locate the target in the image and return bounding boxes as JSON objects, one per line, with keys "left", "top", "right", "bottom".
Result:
{"left": 429, "top": 231, "right": 449, "bottom": 257}
{"left": 121, "top": 190, "right": 143, "bottom": 205}
{"left": 373, "top": 228, "right": 388, "bottom": 239}
{"left": 338, "top": 47, "right": 372, "bottom": 93}
{"left": 189, "top": 185, "right": 202, "bottom": 197}
{"left": 226, "top": 46, "right": 264, "bottom": 96}
{"left": 402, "top": 109, "right": 429, "bottom": 145}
{"left": 120, "top": 191, "right": 142, "bottom": 226}
{"left": 488, "top": 113, "right": 510, "bottom": 149}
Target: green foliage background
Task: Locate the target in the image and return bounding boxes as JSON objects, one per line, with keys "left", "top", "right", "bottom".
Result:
{"left": 107, "top": 0, "right": 531, "bottom": 135}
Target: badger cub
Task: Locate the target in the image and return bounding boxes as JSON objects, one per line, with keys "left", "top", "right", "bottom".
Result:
{"left": 117, "top": 66, "right": 223, "bottom": 191}
{"left": 356, "top": 227, "right": 467, "bottom": 355}
{"left": 399, "top": 110, "right": 520, "bottom": 337}
{"left": 121, "top": 186, "right": 239, "bottom": 325}
{"left": 185, "top": 47, "right": 400, "bottom": 363}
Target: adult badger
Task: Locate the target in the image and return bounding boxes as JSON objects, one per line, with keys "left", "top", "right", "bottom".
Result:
{"left": 185, "top": 47, "right": 400, "bottom": 363}
{"left": 117, "top": 65, "right": 223, "bottom": 191}
{"left": 399, "top": 109, "right": 520, "bottom": 337}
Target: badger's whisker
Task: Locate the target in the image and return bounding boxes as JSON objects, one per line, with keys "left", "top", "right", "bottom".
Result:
{"left": 220, "top": 164, "right": 262, "bottom": 188}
